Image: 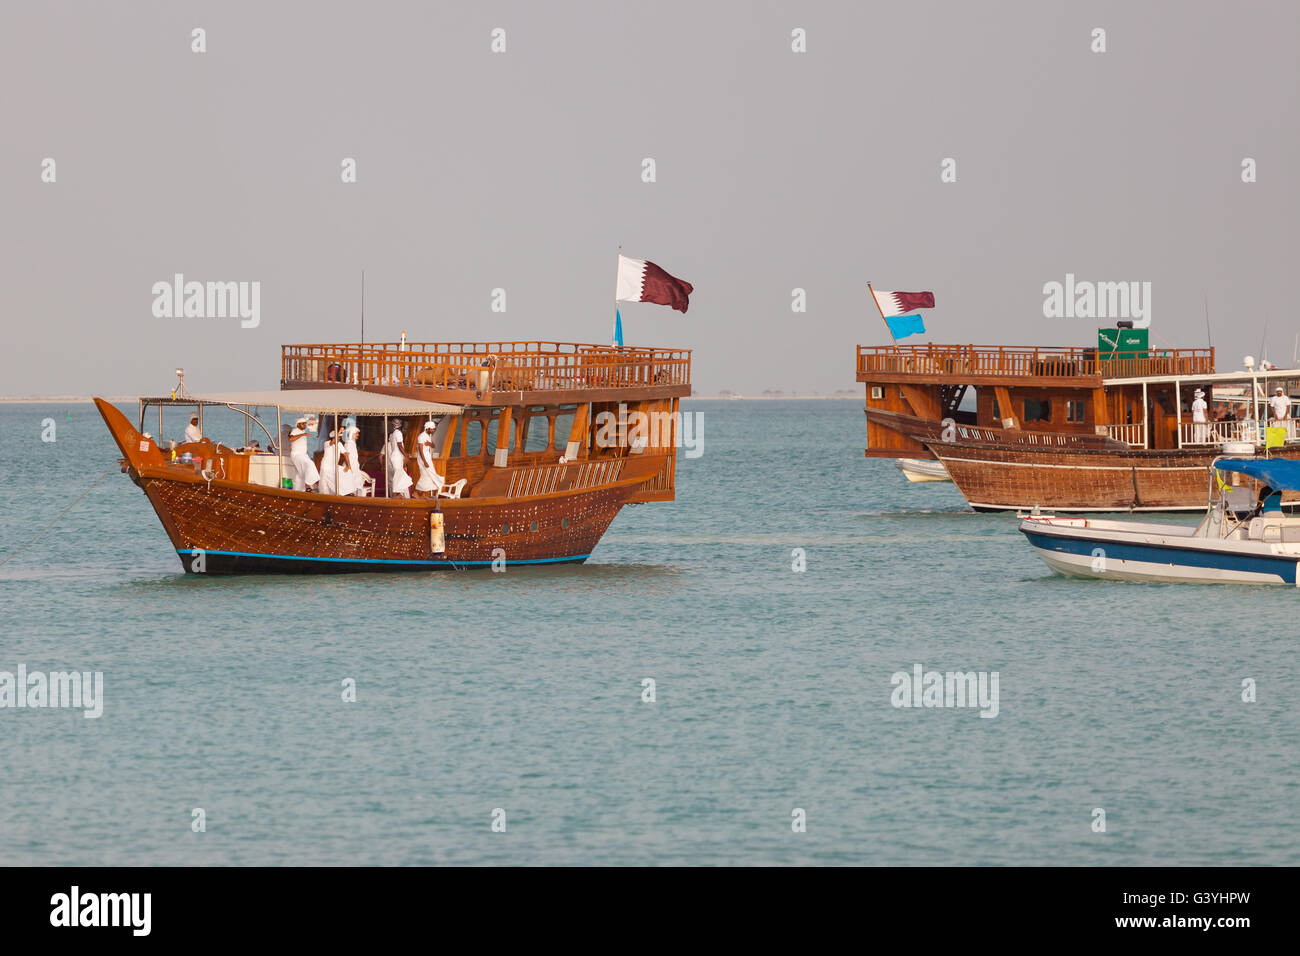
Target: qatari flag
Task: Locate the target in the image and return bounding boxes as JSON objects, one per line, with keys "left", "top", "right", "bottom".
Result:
{"left": 871, "top": 288, "right": 936, "bottom": 318}
{"left": 616, "top": 255, "right": 694, "bottom": 313}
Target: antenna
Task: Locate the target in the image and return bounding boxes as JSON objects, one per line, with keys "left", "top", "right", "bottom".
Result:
{"left": 1203, "top": 292, "right": 1211, "bottom": 350}
{"left": 361, "top": 269, "right": 365, "bottom": 345}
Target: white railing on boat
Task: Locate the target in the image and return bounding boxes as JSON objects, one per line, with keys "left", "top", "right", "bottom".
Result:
{"left": 1178, "top": 420, "right": 1299, "bottom": 446}
{"left": 1178, "top": 421, "right": 1247, "bottom": 446}
{"left": 1102, "top": 423, "right": 1147, "bottom": 447}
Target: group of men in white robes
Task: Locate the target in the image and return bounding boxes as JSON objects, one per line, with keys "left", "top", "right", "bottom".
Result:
{"left": 304, "top": 416, "right": 371, "bottom": 496}
{"left": 259, "top": 411, "right": 447, "bottom": 497}
{"left": 387, "top": 418, "right": 444, "bottom": 498}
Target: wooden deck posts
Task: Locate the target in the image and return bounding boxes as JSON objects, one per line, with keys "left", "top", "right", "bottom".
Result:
{"left": 494, "top": 407, "right": 513, "bottom": 467}
{"left": 1175, "top": 381, "right": 1183, "bottom": 449}
{"left": 566, "top": 404, "right": 590, "bottom": 461}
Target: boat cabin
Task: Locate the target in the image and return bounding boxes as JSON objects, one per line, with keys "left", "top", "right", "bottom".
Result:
{"left": 135, "top": 340, "right": 691, "bottom": 503}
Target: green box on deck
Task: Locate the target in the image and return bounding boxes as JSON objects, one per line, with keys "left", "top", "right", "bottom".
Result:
{"left": 1099, "top": 327, "right": 1149, "bottom": 356}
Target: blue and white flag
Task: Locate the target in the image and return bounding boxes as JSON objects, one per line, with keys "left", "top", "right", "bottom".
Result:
{"left": 613, "top": 308, "right": 624, "bottom": 347}
{"left": 885, "top": 313, "right": 926, "bottom": 339}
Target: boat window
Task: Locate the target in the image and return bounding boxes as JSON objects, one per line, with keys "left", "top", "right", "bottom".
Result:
{"left": 1023, "top": 399, "right": 1051, "bottom": 422}
{"left": 553, "top": 408, "right": 576, "bottom": 450}
{"left": 1066, "top": 400, "right": 1086, "bottom": 423}
{"left": 523, "top": 413, "right": 552, "bottom": 451}
{"left": 485, "top": 415, "right": 516, "bottom": 453}
{"left": 464, "top": 420, "right": 483, "bottom": 455}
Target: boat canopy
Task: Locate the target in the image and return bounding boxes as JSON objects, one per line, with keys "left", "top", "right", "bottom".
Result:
{"left": 143, "top": 389, "right": 463, "bottom": 416}
{"left": 1216, "top": 457, "right": 1300, "bottom": 491}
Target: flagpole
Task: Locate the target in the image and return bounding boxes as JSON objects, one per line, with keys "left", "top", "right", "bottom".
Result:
{"left": 614, "top": 245, "right": 623, "bottom": 349}
{"left": 867, "top": 282, "right": 900, "bottom": 351}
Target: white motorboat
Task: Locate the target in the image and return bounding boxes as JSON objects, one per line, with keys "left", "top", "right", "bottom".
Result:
{"left": 1018, "top": 457, "right": 1300, "bottom": 585}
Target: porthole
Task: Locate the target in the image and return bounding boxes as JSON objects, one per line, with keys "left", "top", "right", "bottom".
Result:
{"left": 530, "top": 521, "right": 538, "bottom": 532}
{"left": 561, "top": 518, "right": 569, "bottom": 529}
{"left": 501, "top": 523, "right": 510, "bottom": 534}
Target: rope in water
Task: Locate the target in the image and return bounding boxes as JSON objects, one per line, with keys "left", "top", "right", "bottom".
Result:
{"left": 0, "top": 466, "right": 118, "bottom": 569}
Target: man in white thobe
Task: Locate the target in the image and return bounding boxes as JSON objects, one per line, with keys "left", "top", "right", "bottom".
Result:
{"left": 319, "top": 430, "right": 343, "bottom": 495}
{"left": 1190, "top": 388, "right": 1209, "bottom": 444}
{"left": 388, "top": 425, "right": 413, "bottom": 498}
{"left": 342, "top": 422, "right": 366, "bottom": 495}
{"left": 1270, "top": 386, "right": 1292, "bottom": 440}
{"left": 413, "top": 419, "right": 443, "bottom": 498}
{"left": 289, "top": 416, "right": 320, "bottom": 492}
{"left": 183, "top": 414, "right": 203, "bottom": 443}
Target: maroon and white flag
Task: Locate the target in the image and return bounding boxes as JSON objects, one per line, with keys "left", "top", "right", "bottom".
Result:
{"left": 616, "top": 255, "right": 694, "bottom": 313}
{"left": 871, "top": 288, "right": 936, "bottom": 317}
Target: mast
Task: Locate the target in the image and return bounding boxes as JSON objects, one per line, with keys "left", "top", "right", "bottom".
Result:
{"left": 867, "top": 282, "right": 901, "bottom": 351}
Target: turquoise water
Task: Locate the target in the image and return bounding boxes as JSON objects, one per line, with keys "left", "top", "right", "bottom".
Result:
{"left": 1, "top": 399, "right": 1296, "bottom": 865}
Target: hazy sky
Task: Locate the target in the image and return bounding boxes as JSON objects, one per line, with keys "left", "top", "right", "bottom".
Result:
{"left": 3, "top": 1, "right": 1298, "bottom": 396}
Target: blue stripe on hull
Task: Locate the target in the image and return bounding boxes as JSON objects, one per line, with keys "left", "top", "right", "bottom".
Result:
{"left": 176, "top": 548, "right": 591, "bottom": 573}
{"left": 1021, "top": 530, "right": 1299, "bottom": 584}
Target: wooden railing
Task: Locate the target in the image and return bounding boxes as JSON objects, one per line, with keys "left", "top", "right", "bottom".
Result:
{"left": 857, "top": 344, "right": 1214, "bottom": 379}
{"left": 947, "top": 422, "right": 1114, "bottom": 448}
{"left": 282, "top": 341, "right": 691, "bottom": 395}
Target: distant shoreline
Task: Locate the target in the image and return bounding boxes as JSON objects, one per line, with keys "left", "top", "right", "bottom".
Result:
{"left": 1, "top": 394, "right": 862, "bottom": 403}
{"left": 0, "top": 396, "right": 137, "bottom": 403}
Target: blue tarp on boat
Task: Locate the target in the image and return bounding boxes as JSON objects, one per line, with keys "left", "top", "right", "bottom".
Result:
{"left": 1216, "top": 457, "right": 1300, "bottom": 491}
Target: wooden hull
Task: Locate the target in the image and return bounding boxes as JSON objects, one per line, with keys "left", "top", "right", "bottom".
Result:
{"left": 927, "top": 440, "right": 1300, "bottom": 512}
{"left": 96, "top": 398, "right": 664, "bottom": 573}
{"left": 865, "top": 407, "right": 1123, "bottom": 458}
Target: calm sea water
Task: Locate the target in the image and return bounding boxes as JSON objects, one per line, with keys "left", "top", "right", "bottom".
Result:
{"left": 1, "top": 399, "right": 1296, "bottom": 866}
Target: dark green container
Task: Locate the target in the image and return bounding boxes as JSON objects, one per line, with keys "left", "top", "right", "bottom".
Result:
{"left": 1098, "top": 327, "right": 1148, "bottom": 356}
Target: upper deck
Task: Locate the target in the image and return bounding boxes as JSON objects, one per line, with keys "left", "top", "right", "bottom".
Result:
{"left": 856, "top": 343, "right": 1215, "bottom": 387}
{"left": 283, "top": 340, "right": 692, "bottom": 406}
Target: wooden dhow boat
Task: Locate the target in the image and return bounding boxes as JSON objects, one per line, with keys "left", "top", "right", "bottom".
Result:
{"left": 1019, "top": 457, "right": 1300, "bottom": 585}
{"left": 96, "top": 340, "right": 690, "bottom": 573}
{"left": 856, "top": 330, "right": 1300, "bottom": 511}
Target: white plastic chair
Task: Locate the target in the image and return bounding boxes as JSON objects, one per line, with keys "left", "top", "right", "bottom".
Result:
{"left": 436, "top": 478, "right": 467, "bottom": 500}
